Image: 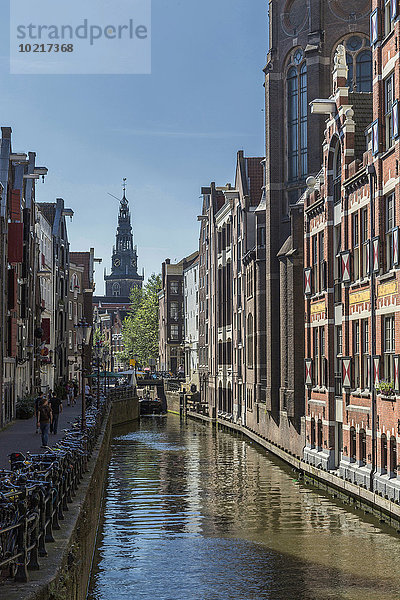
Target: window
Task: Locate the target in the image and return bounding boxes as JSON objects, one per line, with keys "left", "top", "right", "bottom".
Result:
{"left": 356, "top": 51, "right": 373, "bottom": 92}
{"left": 381, "top": 434, "right": 388, "bottom": 472}
{"left": 353, "top": 212, "right": 360, "bottom": 281}
{"left": 170, "top": 301, "right": 179, "bottom": 322}
{"left": 342, "top": 36, "right": 372, "bottom": 92}
{"left": 310, "top": 418, "right": 316, "bottom": 447}
{"left": 384, "top": 315, "right": 395, "bottom": 381}
{"left": 362, "top": 319, "right": 369, "bottom": 389}
{"left": 170, "top": 325, "right": 179, "bottom": 341}
{"left": 319, "top": 232, "right": 325, "bottom": 291}
{"left": 333, "top": 142, "right": 342, "bottom": 205}
{"left": 320, "top": 327, "right": 326, "bottom": 386}
{"left": 258, "top": 226, "right": 266, "bottom": 248}
{"left": 390, "top": 437, "right": 397, "bottom": 474}
{"left": 68, "top": 301, "right": 72, "bottom": 320}
{"left": 313, "top": 328, "right": 318, "bottom": 385}
{"left": 170, "top": 280, "right": 179, "bottom": 294}
{"left": 353, "top": 320, "right": 360, "bottom": 388}
{"left": 112, "top": 282, "right": 120, "bottom": 297}
{"left": 385, "top": 194, "right": 395, "bottom": 271}
{"left": 350, "top": 427, "right": 357, "bottom": 461}
{"left": 361, "top": 207, "right": 369, "bottom": 278}
{"left": 385, "top": 73, "right": 395, "bottom": 149}
{"left": 359, "top": 430, "right": 366, "bottom": 465}
{"left": 317, "top": 419, "right": 323, "bottom": 449}
{"left": 385, "top": 0, "right": 394, "bottom": 37}
{"left": 312, "top": 235, "right": 318, "bottom": 293}
{"left": 68, "top": 330, "right": 72, "bottom": 350}
{"left": 287, "top": 59, "right": 307, "bottom": 181}
{"left": 247, "top": 314, "right": 254, "bottom": 368}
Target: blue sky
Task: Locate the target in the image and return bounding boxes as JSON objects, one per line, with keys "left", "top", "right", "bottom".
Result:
{"left": 2, "top": 0, "right": 267, "bottom": 294}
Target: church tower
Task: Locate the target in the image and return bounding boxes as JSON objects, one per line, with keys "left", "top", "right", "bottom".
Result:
{"left": 104, "top": 184, "right": 143, "bottom": 300}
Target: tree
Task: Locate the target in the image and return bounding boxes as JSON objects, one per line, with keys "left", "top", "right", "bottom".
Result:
{"left": 121, "top": 273, "right": 161, "bottom": 366}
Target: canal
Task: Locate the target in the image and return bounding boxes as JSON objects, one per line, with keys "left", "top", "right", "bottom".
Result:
{"left": 88, "top": 415, "right": 400, "bottom": 600}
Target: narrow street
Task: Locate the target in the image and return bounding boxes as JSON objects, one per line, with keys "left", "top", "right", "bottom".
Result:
{"left": 0, "top": 400, "right": 83, "bottom": 468}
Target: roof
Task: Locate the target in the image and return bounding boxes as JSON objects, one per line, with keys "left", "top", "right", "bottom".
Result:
{"left": 349, "top": 92, "right": 373, "bottom": 160}
{"left": 37, "top": 203, "right": 56, "bottom": 226}
{"left": 70, "top": 252, "right": 91, "bottom": 288}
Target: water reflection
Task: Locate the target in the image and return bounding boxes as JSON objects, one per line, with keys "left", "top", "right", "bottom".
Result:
{"left": 88, "top": 416, "right": 400, "bottom": 600}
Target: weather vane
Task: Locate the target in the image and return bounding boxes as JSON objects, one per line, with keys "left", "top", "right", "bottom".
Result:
{"left": 122, "top": 178, "right": 127, "bottom": 195}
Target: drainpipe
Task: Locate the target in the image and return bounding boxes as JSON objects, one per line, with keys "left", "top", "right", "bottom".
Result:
{"left": 368, "top": 164, "right": 376, "bottom": 492}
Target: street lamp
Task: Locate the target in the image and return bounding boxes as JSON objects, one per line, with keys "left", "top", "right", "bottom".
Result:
{"left": 75, "top": 319, "right": 92, "bottom": 430}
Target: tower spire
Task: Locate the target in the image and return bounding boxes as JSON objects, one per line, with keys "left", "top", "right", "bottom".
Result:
{"left": 122, "top": 177, "right": 127, "bottom": 199}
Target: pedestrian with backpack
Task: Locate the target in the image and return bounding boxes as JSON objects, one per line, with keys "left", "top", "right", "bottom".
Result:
{"left": 49, "top": 392, "right": 63, "bottom": 435}
{"left": 37, "top": 396, "right": 52, "bottom": 448}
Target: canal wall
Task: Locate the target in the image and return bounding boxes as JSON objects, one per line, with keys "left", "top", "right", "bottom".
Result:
{"left": 186, "top": 411, "right": 400, "bottom": 532}
{"left": 4, "top": 393, "right": 139, "bottom": 600}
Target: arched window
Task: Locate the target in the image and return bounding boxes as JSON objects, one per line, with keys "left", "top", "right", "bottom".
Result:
{"left": 317, "top": 419, "right": 323, "bottom": 449}
{"left": 381, "top": 434, "right": 388, "bottom": 472}
{"left": 359, "top": 429, "right": 366, "bottom": 464}
{"left": 247, "top": 314, "right": 253, "bottom": 368}
{"left": 112, "top": 282, "right": 120, "bottom": 297}
{"left": 310, "top": 418, "right": 316, "bottom": 447}
{"left": 356, "top": 50, "right": 372, "bottom": 92}
{"left": 390, "top": 436, "right": 397, "bottom": 475}
{"left": 339, "top": 36, "right": 372, "bottom": 92}
{"left": 350, "top": 427, "right": 357, "bottom": 460}
{"left": 287, "top": 53, "right": 307, "bottom": 183}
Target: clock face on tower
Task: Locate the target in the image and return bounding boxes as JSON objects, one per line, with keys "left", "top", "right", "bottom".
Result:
{"left": 113, "top": 258, "right": 121, "bottom": 268}
{"left": 328, "top": 0, "right": 370, "bottom": 21}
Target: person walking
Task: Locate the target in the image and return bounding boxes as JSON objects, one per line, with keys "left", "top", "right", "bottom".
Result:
{"left": 34, "top": 391, "right": 44, "bottom": 434}
{"left": 49, "top": 392, "right": 63, "bottom": 435}
{"left": 37, "top": 396, "right": 52, "bottom": 448}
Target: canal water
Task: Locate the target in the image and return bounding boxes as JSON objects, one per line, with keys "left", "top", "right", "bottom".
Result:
{"left": 88, "top": 415, "right": 400, "bottom": 600}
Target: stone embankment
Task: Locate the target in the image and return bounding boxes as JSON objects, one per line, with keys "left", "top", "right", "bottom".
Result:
{"left": 3, "top": 389, "right": 139, "bottom": 600}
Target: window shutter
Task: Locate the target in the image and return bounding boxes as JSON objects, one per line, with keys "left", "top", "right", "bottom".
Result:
{"left": 372, "top": 237, "right": 380, "bottom": 272}
{"left": 366, "top": 239, "right": 371, "bottom": 275}
{"left": 370, "top": 9, "right": 379, "bottom": 45}
{"left": 394, "top": 355, "right": 400, "bottom": 393}
{"left": 41, "top": 318, "right": 51, "bottom": 344}
{"left": 373, "top": 356, "right": 380, "bottom": 388}
{"left": 341, "top": 251, "right": 351, "bottom": 282}
{"left": 366, "top": 355, "right": 371, "bottom": 391}
{"left": 8, "top": 223, "right": 23, "bottom": 264}
{"left": 7, "top": 268, "right": 17, "bottom": 310}
{"left": 372, "top": 119, "right": 379, "bottom": 155}
{"left": 393, "top": 226, "right": 399, "bottom": 266}
{"left": 9, "top": 189, "right": 21, "bottom": 221}
{"left": 393, "top": 101, "right": 400, "bottom": 139}
{"left": 342, "top": 357, "right": 351, "bottom": 389}
{"left": 304, "top": 267, "right": 312, "bottom": 295}
{"left": 305, "top": 358, "right": 313, "bottom": 387}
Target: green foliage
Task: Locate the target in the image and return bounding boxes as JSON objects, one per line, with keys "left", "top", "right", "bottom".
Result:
{"left": 122, "top": 274, "right": 161, "bottom": 366}
{"left": 376, "top": 380, "right": 395, "bottom": 396}
{"left": 16, "top": 396, "right": 35, "bottom": 419}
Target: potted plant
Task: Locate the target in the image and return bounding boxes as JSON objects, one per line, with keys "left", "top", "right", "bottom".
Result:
{"left": 376, "top": 380, "right": 395, "bottom": 397}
